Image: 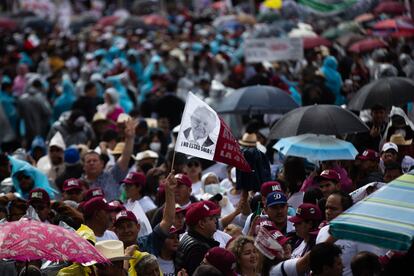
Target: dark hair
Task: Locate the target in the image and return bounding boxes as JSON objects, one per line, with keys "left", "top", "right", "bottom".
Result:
{"left": 149, "top": 128, "right": 168, "bottom": 156}
{"left": 351, "top": 251, "right": 381, "bottom": 276}
{"left": 84, "top": 82, "right": 96, "bottom": 93}
{"left": 310, "top": 243, "right": 342, "bottom": 274}
{"left": 144, "top": 168, "right": 166, "bottom": 199}
{"left": 102, "top": 129, "right": 118, "bottom": 142}
{"left": 303, "top": 187, "right": 324, "bottom": 205}
{"left": 283, "top": 157, "right": 306, "bottom": 194}
{"left": 193, "top": 264, "right": 224, "bottom": 276}
{"left": 330, "top": 191, "right": 353, "bottom": 211}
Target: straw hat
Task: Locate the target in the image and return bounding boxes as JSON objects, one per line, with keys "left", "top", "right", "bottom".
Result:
{"left": 239, "top": 133, "right": 258, "bottom": 147}
{"left": 133, "top": 150, "right": 159, "bottom": 161}
{"left": 111, "top": 142, "right": 125, "bottom": 155}
{"left": 390, "top": 133, "right": 412, "bottom": 146}
{"left": 95, "top": 240, "right": 133, "bottom": 261}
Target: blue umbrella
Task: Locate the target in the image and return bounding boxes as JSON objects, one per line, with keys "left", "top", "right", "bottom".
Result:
{"left": 273, "top": 134, "right": 358, "bottom": 161}
{"left": 330, "top": 172, "right": 414, "bottom": 251}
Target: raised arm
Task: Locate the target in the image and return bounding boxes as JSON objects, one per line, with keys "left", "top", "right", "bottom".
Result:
{"left": 160, "top": 172, "right": 177, "bottom": 233}
{"left": 117, "top": 118, "right": 137, "bottom": 171}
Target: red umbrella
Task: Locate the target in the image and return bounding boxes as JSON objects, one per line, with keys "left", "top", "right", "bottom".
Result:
{"left": 303, "top": 36, "right": 332, "bottom": 49}
{"left": 374, "top": 2, "right": 406, "bottom": 15}
{"left": 349, "top": 38, "right": 388, "bottom": 53}
{"left": 0, "top": 17, "right": 17, "bottom": 32}
{"left": 391, "top": 30, "right": 414, "bottom": 38}
{"left": 95, "top": 15, "right": 121, "bottom": 28}
{"left": 0, "top": 219, "right": 109, "bottom": 263}
{"left": 142, "top": 14, "right": 169, "bottom": 27}
{"left": 373, "top": 17, "right": 414, "bottom": 30}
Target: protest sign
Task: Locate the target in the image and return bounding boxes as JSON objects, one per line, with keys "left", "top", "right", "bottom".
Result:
{"left": 244, "top": 38, "right": 304, "bottom": 63}
{"left": 175, "top": 92, "right": 251, "bottom": 172}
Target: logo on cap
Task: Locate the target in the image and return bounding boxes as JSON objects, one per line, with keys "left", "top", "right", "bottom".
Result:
{"left": 273, "top": 193, "right": 282, "bottom": 200}
{"left": 31, "top": 192, "right": 43, "bottom": 199}
{"left": 92, "top": 190, "right": 103, "bottom": 197}
{"left": 296, "top": 208, "right": 302, "bottom": 215}
{"left": 126, "top": 173, "right": 134, "bottom": 179}
{"left": 309, "top": 207, "right": 315, "bottom": 214}
{"left": 67, "top": 180, "right": 77, "bottom": 186}
{"left": 203, "top": 204, "right": 210, "bottom": 211}
{"left": 116, "top": 211, "right": 128, "bottom": 220}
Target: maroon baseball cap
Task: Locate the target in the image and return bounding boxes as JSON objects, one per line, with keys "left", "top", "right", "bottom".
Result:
{"left": 185, "top": 201, "right": 221, "bottom": 226}
{"left": 315, "top": 169, "right": 341, "bottom": 183}
{"left": 28, "top": 188, "right": 50, "bottom": 206}
{"left": 269, "top": 229, "right": 290, "bottom": 247}
{"left": 113, "top": 210, "right": 138, "bottom": 226}
{"left": 252, "top": 217, "right": 278, "bottom": 236}
{"left": 121, "top": 172, "right": 146, "bottom": 187}
{"left": 168, "top": 225, "right": 185, "bottom": 236}
{"left": 63, "top": 178, "right": 83, "bottom": 192}
{"left": 289, "top": 203, "right": 322, "bottom": 224}
{"left": 84, "top": 188, "right": 105, "bottom": 201}
{"left": 80, "top": 197, "right": 116, "bottom": 216}
{"left": 205, "top": 247, "right": 236, "bottom": 276}
{"left": 175, "top": 204, "right": 187, "bottom": 214}
{"left": 108, "top": 200, "right": 126, "bottom": 212}
{"left": 358, "top": 149, "right": 380, "bottom": 161}
{"left": 175, "top": 173, "right": 192, "bottom": 188}
{"left": 260, "top": 181, "right": 283, "bottom": 197}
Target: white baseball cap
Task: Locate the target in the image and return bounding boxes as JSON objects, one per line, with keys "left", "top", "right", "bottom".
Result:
{"left": 382, "top": 142, "right": 398, "bottom": 153}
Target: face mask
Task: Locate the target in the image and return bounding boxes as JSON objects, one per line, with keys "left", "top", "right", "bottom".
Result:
{"left": 149, "top": 142, "right": 161, "bottom": 152}
{"left": 204, "top": 184, "right": 220, "bottom": 195}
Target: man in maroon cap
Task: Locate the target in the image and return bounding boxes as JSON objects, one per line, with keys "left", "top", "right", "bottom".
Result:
{"left": 202, "top": 247, "right": 236, "bottom": 276}
{"left": 315, "top": 170, "right": 341, "bottom": 199}
{"left": 175, "top": 200, "right": 221, "bottom": 275}
{"left": 289, "top": 203, "right": 322, "bottom": 258}
{"left": 79, "top": 196, "right": 118, "bottom": 242}
{"left": 28, "top": 188, "right": 51, "bottom": 222}
{"left": 356, "top": 149, "right": 384, "bottom": 188}
{"left": 150, "top": 173, "right": 197, "bottom": 227}
{"left": 83, "top": 187, "right": 105, "bottom": 201}
{"left": 62, "top": 178, "right": 84, "bottom": 203}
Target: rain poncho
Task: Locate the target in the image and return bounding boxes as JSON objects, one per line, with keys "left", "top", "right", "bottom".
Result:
{"left": 0, "top": 86, "right": 18, "bottom": 133}
{"left": 142, "top": 55, "right": 168, "bottom": 83}
{"left": 105, "top": 73, "right": 133, "bottom": 113}
{"left": 53, "top": 74, "right": 76, "bottom": 121}
{"left": 382, "top": 106, "right": 414, "bottom": 146}
{"left": 9, "top": 156, "right": 57, "bottom": 199}
{"left": 129, "top": 250, "right": 162, "bottom": 276}
{"left": 321, "top": 56, "right": 344, "bottom": 105}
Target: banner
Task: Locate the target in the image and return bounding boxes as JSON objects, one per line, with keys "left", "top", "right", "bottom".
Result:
{"left": 297, "top": 0, "right": 358, "bottom": 15}
{"left": 175, "top": 92, "right": 251, "bottom": 172}
{"left": 244, "top": 38, "right": 304, "bottom": 63}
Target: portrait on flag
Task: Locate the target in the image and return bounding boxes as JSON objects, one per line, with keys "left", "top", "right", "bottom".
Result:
{"left": 176, "top": 93, "right": 220, "bottom": 160}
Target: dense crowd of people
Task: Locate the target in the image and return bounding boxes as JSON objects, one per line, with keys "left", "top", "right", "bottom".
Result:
{"left": 0, "top": 0, "right": 414, "bottom": 275}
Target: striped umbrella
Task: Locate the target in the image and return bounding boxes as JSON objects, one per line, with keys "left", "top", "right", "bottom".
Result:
{"left": 330, "top": 173, "right": 414, "bottom": 251}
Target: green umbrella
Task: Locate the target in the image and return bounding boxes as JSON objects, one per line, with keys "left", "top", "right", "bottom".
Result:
{"left": 330, "top": 173, "right": 414, "bottom": 251}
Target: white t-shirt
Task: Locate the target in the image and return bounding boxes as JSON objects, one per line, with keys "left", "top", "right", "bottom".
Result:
{"left": 270, "top": 258, "right": 301, "bottom": 276}
{"left": 125, "top": 199, "right": 153, "bottom": 237}
{"left": 191, "top": 181, "right": 202, "bottom": 196}
{"left": 96, "top": 230, "right": 118, "bottom": 242}
{"left": 158, "top": 257, "right": 175, "bottom": 276}
{"left": 291, "top": 240, "right": 307, "bottom": 259}
{"left": 138, "top": 196, "right": 157, "bottom": 213}
{"left": 316, "top": 225, "right": 386, "bottom": 276}
{"left": 214, "top": 230, "right": 232, "bottom": 248}
{"left": 226, "top": 189, "right": 241, "bottom": 207}
{"left": 220, "top": 178, "right": 234, "bottom": 191}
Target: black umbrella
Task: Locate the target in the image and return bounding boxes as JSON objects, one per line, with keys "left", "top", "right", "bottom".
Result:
{"left": 269, "top": 105, "right": 369, "bottom": 139}
{"left": 215, "top": 85, "right": 299, "bottom": 115}
{"left": 348, "top": 77, "right": 414, "bottom": 110}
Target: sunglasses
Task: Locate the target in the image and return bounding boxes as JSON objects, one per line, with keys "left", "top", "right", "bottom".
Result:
{"left": 187, "top": 161, "right": 200, "bottom": 168}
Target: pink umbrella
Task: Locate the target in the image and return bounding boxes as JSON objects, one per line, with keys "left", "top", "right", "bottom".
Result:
{"left": 0, "top": 219, "right": 108, "bottom": 263}
{"left": 142, "top": 14, "right": 169, "bottom": 27}
{"left": 349, "top": 38, "right": 388, "bottom": 53}
{"left": 95, "top": 15, "right": 121, "bottom": 29}
{"left": 373, "top": 17, "right": 414, "bottom": 31}
{"left": 374, "top": 1, "right": 406, "bottom": 15}
{"left": 303, "top": 36, "right": 332, "bottom": 49}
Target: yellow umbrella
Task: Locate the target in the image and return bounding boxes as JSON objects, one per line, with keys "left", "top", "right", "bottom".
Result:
{"left": 264, "top": 0, "right": 283, "bottom": 9}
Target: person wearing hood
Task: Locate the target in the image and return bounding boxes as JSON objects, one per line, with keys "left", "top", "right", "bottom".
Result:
{"left": 383, "top": 106, "right": 414, "bottom": 145}
{"left": 47, "top": 109, "right": 95, "bottom": 147}
{"left": 29, "top": 136, "right": 47, "bottom": 163}
{"left": 0, "top": 76, "right": 18, "bottom": 136}
{"left": 320, "top": 56, "right": 344, "bottom": 106}
{"left": 53, "top": 73, "right": 76, "bottom": 122}
{"left": 97, "top": 88, "right": 125, "bottom": 128}
{"left": 4, "top": 154, "right": 57, "bottom": 200}
{"left": 17, "top": 78, "right": 52, "bottom": 146}
{"left": 37, "top": 131, "right": 66, "bottom": 185}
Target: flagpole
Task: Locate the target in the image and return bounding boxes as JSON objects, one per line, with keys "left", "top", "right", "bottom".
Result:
{"left": 170, "top": 150, "right": 177, "bottom": 173}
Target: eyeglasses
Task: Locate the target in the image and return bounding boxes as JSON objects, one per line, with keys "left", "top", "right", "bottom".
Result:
{"left": 187, "top": 161, "right": 200, "bottom": 168}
